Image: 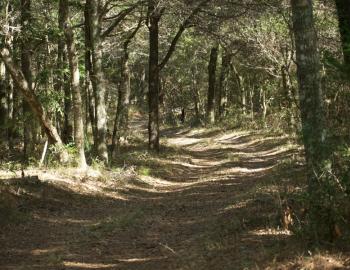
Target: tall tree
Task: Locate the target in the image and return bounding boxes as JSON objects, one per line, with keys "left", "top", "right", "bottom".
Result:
{"left": 217, "top": 50, "right": 231, "bottom": 119}
{"left": 111, "top": 18, "right": 142, "bottom": 156}
{"left": 335, "top": 0, "right": 350, "bottom": 69}
{"left": 61, "top": 0, "right": 87, "bottom": 169}
{"left": 21, "top": 0, "right": 34, "bottom": 159}
{"left": 291, "top": 0, "right": 330, "bottom": 238}
{"left": 85, "top": 0, "right": 136, "bottom": 163}
{"left": 206, "top": 45, "right": 218, "bottom": 124}
{"left": 86, "top": 0, "right": 109, "bottom": 164}
{"left": 147, "top": 0, "right": 161, "bottom": 151}
{"left": 0, "top": 59, "right": 6, "bottom": 140}
{"left": 147, "top": 0, "right": 209, "bottom": 151}
{"left": 58, "top": 0, "right": 73, "bottom": 144}
{"left": 292, "top": 0, "right": 327, "bottom": 184}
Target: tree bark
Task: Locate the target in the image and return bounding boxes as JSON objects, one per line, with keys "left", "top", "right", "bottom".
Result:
{"left": 58, "top": 0, "right": 73, "bottom": 144}
{"left": 0, "top": 60, "right": 6, "bottom": 140}
{"left": 148, "top": 0, "right": 161, "bottom": 151}
{"left": 7, "top": 71, "right": 14, "bottom": 150}
{"left": 4, "top": 2, "right": 15, "bottom": 150}
{"left": 335, "top": 0, "right": 350, "bottom": 68}
{"left": 87, "top": 0, "right": 108, "bottom": 164}
{"left": 61, "top": 0, "right": 87, "bottom": 169}
{"left": 191, "top": 66, "right": 201, "bottom": 121}
{"left": 84, "top": 1, "right": 98, "bottom": 146}
{"left": 231, "top": 62, "right": 246, "bottom": 114}
{"left": 218, "top": 51, "right": 231, "bottom": 119}
{"left": 206, "top": 45, "right": 218, "bottom": 124}
{"left": 291, "top": 0, "right": 328, "bottom": 190}
{"left": 21, "top": 0, "right": 34, "bottom": 160}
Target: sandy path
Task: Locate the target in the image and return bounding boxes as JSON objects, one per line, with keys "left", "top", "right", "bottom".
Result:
{"left": 0, "top": 125, "right": 303, "bottom": 270}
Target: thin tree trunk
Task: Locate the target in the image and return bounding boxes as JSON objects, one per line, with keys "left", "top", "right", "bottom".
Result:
{"left": 249, "top": 86, "right": 254, "bottom": 120}
{"left": 191, "top": 67, "right": 200, "bottom": 121}
{"left": 146, "top": 0, "right": 208, "bottom": 150}
{"left": 206, "top": 45, "right": 218, "bottom": 124}
{"left": 0, "top": 61, "right": 6, "bottom": 140}
{"left": 62, "top": 0, "right": 87, "bottom": 169}
{"left": 84, "top": 1, "right": 98, "bottom": 146}
{"left": 111, "top": 20, "right": 141, "bottom": 156}
{"left": 231, "top": 62, "right": 246, "bottom": 114}
{"left": 4, "top": 3, "right": 15, "bottom": 150}
{"left": 218, "top": 51, "right": 231, "bottom": 119}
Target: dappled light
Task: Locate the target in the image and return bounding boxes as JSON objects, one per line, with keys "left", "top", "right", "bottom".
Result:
{"left": 0, "top": 124, "right": 322, "bottom": 269}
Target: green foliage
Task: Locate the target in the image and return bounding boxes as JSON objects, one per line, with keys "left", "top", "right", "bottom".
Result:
{"left": 292, "top": 152, "right": 350, "bottom": 243}
{"left": 138, "top": 166, "right": 151, "bottom": 176}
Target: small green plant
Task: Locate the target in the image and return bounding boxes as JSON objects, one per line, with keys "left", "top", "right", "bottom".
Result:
{"left": 138, "top": 166, "right": 151, "bottom": 176}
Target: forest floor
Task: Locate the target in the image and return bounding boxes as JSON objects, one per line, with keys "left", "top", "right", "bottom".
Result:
{"left": 1, "top": 116, "right": 350, "bottom": 269}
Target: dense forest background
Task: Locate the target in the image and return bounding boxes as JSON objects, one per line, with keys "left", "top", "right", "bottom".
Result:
{"left": 1, "top": 0, "right": 350, "bottom": 268}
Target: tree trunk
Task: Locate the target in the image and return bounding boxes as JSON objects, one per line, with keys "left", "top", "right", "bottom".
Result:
{"left": 7, "top": 72, "right": 14, "bottom": 150}
{"left": 206, "top": 45, "right": 218, "bottom": 124}
{"left": 111, "top": 27, "right": 141, "bottom": 155}
{"left": 4, "top": 2, "right": 15, "bottom": 150}
{"left": 292, "top": 0, "right": 327, "bottom": 181}
{"left": 21, "top": 0, "right": 34, "bottom": 160}
{"left": 0, "top": 48, "right": 69, "bottom": 162}
{"left": 191, "top": 66, "right": 200, "bottom": 121}
{"left": 218, "top": 51, "right": 231, "bottom": 119}
{"left": 231, "top": 62, "right": 246, "bottom": 114}
{"left": 61, "top": 0, "right": 87, "bottom": 169}
{"left": 0, "top": 60, "right": 6, "bottom": 140}
{"left": 84, "top": 1, "right": 97, "bottom": 146}
{"left": 335, "top": 0, "right": 350, "bottom": 68}
{"left": 58, "top": 0, "right": 73, "bottom": 144}
{"left": 86, "top": 0, "right": 108, "bottom": 164}
{"left": 148, "top": 0, "right": 161, "bottom": 151}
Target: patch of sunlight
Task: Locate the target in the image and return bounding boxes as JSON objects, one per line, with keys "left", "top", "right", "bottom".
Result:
{"left": 250, "top": 228, "right": 292, "bottom": 236}
{"left": 138, "top": 175, "right": 182, "bottom": 188}
{"left": 33, "top": 215, "right": 95, "bottom": 226}
{"left": 218, "top": 135, "right": 289, "bottom": 149}
{"left": 63, "top": 261, "right": 118, "bottom": 269}
{"left": 296, "top": 254, "right": 346, "bottom": 269}
{"left": 31, "top": 247, "right": 62, "bottom": 256}
{"left": 216, "top": 131, "right": 251, "bottom": 142}
{"left": 139, "top": 174, "right": 228, "bottom": 190}
{"left": 6, "top": 168, "right": 129, "bottom": 200}
{"left": 166, "top": 137, "right": 203, "bottom": 146}
{"left": 166, "top": 160, "right": 209, "bottom": 169}
{"left": 117, "top": 256, "right": 165, "bottom": 262}
{"left": 189, "top": 158, "right": 228, "bottom": 166}
{"left": 185, "top": 128, "right": 208, "bottom": 136}
{"left": 223, "top": 199, "right": 253, "bottom": 211}
{"left": 224, "top": 165, "right": 276, "bottom": 174}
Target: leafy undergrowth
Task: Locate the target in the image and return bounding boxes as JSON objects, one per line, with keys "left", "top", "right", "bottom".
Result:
{"left": 0, "top": 125, "right": 350, "bottom": 269}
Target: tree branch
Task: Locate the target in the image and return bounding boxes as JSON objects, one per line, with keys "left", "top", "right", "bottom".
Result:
{"left": 158, "top": 0, "right": 210, "bottom": 71}
{"left": 101, "top": 4, "right": 138, "bottom": 39}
